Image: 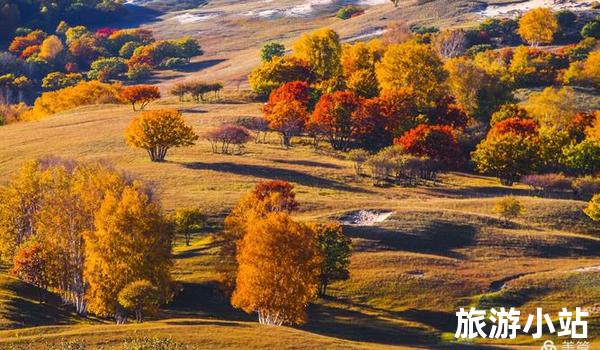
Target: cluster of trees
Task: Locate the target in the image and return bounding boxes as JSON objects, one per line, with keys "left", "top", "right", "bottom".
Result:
{"left": 217, "top": 181, "right": 351, "bottom": 325}
{"left": 0, "top": 24, "right": 202, "bottom": 116}
{"left": 248, "top": 11, "right": 600, "bottom": 187}
{"left": 0, "top": 158, "right": 173, "bottom": 323}
{"left": 0, "top": 0, "right": 124, "bottom": 42}
{"left": 170, "top": 81, "right": 224, "bottom": 102}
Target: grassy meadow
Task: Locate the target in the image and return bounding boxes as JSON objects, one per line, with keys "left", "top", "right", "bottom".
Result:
{"left": 0, "top": 100, "right": 598, "bottom": 349}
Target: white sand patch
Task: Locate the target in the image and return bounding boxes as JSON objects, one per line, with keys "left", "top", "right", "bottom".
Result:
{"left": 244, "top": 0, "right": 388, "bottom": 19}
{"left": 346, "top": 28, "right": 387, "bottom": 42}
{"left": 172, "top": 12, "right": 219, "bottom": 24}
{"left": 478, "top": 0, "right": 594, "bottom": 17}
{"left": 341, "top": 210, "right": 394, "bottom": 226}
{"left": 573, "top": 265, "right": 600, "bottom": 272}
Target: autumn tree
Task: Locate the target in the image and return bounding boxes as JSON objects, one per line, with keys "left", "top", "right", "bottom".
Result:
{"left": 584, "top": 194, "right": 600, "bottom": 221}
{"left": 262, "top": 82, "right": 311, "bottom": 147}
{"left": 488, "top": 117, "right": 539, "bottom": 138}
{"left": 309, "top": 90, "right": 363, "bottom": 151}
{"left": 172, "top": 208, "right": 206, "bottom": 246}
{"left": 312, "top": 223, "right": 351, "bottom": 296}
{"left": 85, "top": 186, "right": 172, "bottom": 323}
{"left": 10, "top": 241, "right": 47, "bottom": 293}
{"left": 563, "top": 137, "right": 600, "bottom": 175}
{"left": 394, "top": 124, "right": 462, "bottom": 169}
{"left": 39, "top": 35, "right": 64, "bottom": 62}
{"left": 219, "top": 181, "right": 299, "bottom": 293}
{"left": 445, "top": 56, "right": 513, "bottom": 122}
{"left": 118, "top": 280, "right": 161, "bottom": 322}
{"left": 248, "top": 56, "right": 313, "bottom": 96}
{"left": 433, "top": 29, "right": 467, "bottom": 58}
{"left": 376, "top": 41, "right": 447, "bottom": 109}
{"left": 518, "top": 8, "right": 558, "bottom": 46}
{"left": 293, "top": 28, "right": 343, "bottom": 85}
{"left": 88, "top": 57, "right": 127, "bottom": 82}
{"left": 120, "top": 85, "right": 161, "bottom": 111}
{"left": 524, "top": 87, "right": 578, "bottom": 129}
{"left": 205, "top": 124, "right": 252, "bottom": 154}
{"left": 341, "top": 41, "right": 383, "bottom": 98}
{"left": 231, "top": 212, "right": 321, "bottom": 326}
{"left": 472, "top": 132, "right": 541, "bottom": 185}
{"left": 125, "top": 109, "right": 198, "bottom": 162}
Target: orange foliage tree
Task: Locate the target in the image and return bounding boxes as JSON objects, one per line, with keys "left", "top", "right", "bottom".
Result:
{"left": 219, "top": 181, "right": 299, "bottom": 293}
{"left": 120, "top": 85, "right": 161, "bottom": 111}
{"left": 231, "top": 211, "right": 321, "bottom": 326}
{"left": 262, "top": 83, "right": 309, "bottom": 147}
{"left": 125, "top": 109, "right": 198, "bottom": 162}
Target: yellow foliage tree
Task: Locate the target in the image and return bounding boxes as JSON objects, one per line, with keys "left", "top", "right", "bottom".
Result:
{"left": 518, "top": 8, "right": 558, "bottom": 46}
{"left": 22, "top": 80, "right": 123, "bottom": 120}
{"left": 524, "top": 87, "right": 577, "bottom": 129}
{"left": 231, "top": 212, "right": 321, "bottom": 326}
{"left": 125, "top": 109, "right": 198, "bottom": 162}
{"left": 293, "top": 28, "right": 343, "bottom": 82}
{"left": 341, "top": 40, "right": 383, "bottom": 98}
{"left": 376, "top": 41, "right": 447, "bottom": 109}
{"left": 39, "top": 35, "right": 64, "bottom": 61}
{"left": 219, "top": 181, "right": 298, "bottom": 293}
{"left": 85, "top": 185, "right": 173, "bottom": 323}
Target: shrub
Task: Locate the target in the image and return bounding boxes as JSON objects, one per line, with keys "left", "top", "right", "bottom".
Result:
{"left": 581, "top": 20, "right": 600, "bottom": 39}
{"left": 572, "top": 176, "right": 600, "bottom": 200}
{"left": 584, "top": 194, "right": 600, "bottom": 221}
{"left": 235, "top": 116, "right": 270, "bottom": 143}
{"left": 121, "top": 337, "right": 193, "bottom": 350}
{"left": 205, "top": 124, "right": 252, "bottom": 154}
{"left": 347, "top": 149, "right": 370, "bottom": 175}
{"left": 336, "top": 5, "right": 364, "bottom": 20}
{"left": 161, "top": 57, "right": 188, "bottom": 68}
{"left": 493, "top": 196, "right": 525, "bottom": 224}
{"left": 520, "top": 173, "right": 573, "bottom": 195}
{"left": 22, "top": 80, "right": 123, "bottom": 120}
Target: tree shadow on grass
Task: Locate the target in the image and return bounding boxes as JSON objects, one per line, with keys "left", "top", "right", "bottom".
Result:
{"left": 271, "top": 159, "right": 345, "bottom": 169}
{"left": 183, "top": 162, "right": 371, "bottom": 193}
{"left": 162, "top": 281, "right": 252, "bottom": 322}
{"left": 345, "top": 220, "right": 478, "bottom": 258}
{"left": 173, "top": 59, "right": 227, "bottom": 73}
{"left": 302, "top": 302, "right": 505, "bottom": 349}
{"left": 0, "top": 278, "right": 83, "bottom": 329}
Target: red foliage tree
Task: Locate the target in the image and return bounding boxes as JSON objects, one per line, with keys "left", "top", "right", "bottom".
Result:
{"left": 120, "top": 85, "right": 161, "bottom": 111}
{"left": 251, "top": 180, "right": 299, "bottom": 212}
{"left": 8, "top": 30, "right": 47, "bottom": 56}
{"left": 489, "top": 117, "right": 539, "bottom": 137}
{"left": 377, "top": 88, "right": 419, "bottom": 136}
{"left": 426, "top": 95, "right": 469, "bottom": 128}
{"left": 308, "top": 90, "right": 363, "bottom": 151}
{"left": 264, "top": 81, "right": 312, "bottom": 113}
{"left": 10, "top": 242, "right": 46, "bottom": 289}
{"left": 262, "top": 82, "right": 311, "bottom": 147}
{"left": 394, "top": 124, "right": 462, "bottom": 168}
{"left": 352, "top": 98, "right": 395, "bottom": 150}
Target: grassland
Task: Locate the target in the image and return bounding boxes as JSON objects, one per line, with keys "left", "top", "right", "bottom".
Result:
{"left": 0, "top": 100, "right": 598, "bottom": 349}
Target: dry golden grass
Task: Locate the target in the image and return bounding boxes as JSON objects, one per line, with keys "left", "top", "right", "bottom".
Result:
{"left": 0, "top": 101, "right": 598, "bottom": 349}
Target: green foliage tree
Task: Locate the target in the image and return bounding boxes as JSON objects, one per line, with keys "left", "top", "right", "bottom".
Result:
{"left": 472, "top": 133, "right": 541, "bottom": 186}
{"left": 563, "top": 138, "right": 600, "bottom": 175}
{"left": 172, "top": 208, "right": 206, "bottom": 246}
{"left": 312, "top": 223, "right": 351, "bottom": 296}
{"left": 260, "top": 42, "right": 285, "bottom": 62}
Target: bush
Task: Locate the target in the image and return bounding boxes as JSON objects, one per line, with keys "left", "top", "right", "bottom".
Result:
{"left": 121, "top": 337, "right": 194, "bottom": 350}
{"left": 205, "top": 124, "right": 252, "bottom": 154}
{"left": 22, "top": 80, "right": 123, "bottom": 120}
{"left": 581, "top": 20, "right": 600, "bottom": 39}
{"left": 161, "top": 57, "right": 188, "bottom": 69}
{"left": 520, "top": 173, "right": 573, "bottom": 195}
{"left": 347, "top": 149, "right": 370, "bottom": 176}
{"left": 584, "top": 194, "right": 600, "bottom": 221}
{"left": 493, "top": 196, "right": 525, "bottom": 224}
{"left": 336, "top": 5, "right": 364, "bottom": 20}
{"left": 572, "top": 176, "right": 600, "bottom": 200}
{"left": 234, "top": 116, "right": 269, "bottom": 143}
